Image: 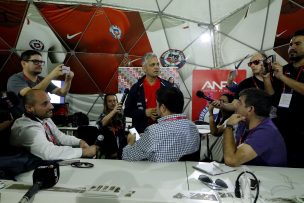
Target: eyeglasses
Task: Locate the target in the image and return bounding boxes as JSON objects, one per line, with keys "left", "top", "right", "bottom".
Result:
{"left": 248, "top": 60, "right": 262, "bottom": 66}
{"left": 198, "top": 175, "right": 228, "bottom": 190}
{"left": 247, "top": 60, "right": 261, "bottom": 67}
{"left": 25, "top": 59, "right": 45, "bottom": 65}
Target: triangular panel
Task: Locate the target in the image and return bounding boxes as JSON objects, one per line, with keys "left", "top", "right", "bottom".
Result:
{"left": 0, "top": 1, "right": 28, "bottom": 48}
{"left": 163, "top": 0, "right": 210, "bottom": 24}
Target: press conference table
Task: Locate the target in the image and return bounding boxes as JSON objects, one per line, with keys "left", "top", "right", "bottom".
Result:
{"left": 1, "top": 159, "right": 304, "bottom": 203}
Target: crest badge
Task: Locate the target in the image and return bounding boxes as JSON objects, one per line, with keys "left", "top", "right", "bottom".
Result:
{"left": 160, "top": 49, "right": 186, "bottom": 68}
{"left": 29, "top": 39, "right": 44, "bottom": 51}
{"left": 109, "top": 25, "right": 122, "bottom": 40}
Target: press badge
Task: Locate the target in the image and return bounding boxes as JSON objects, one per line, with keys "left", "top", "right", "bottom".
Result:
{"left": 278, "top": 93, "right": 292, "bottom": 108}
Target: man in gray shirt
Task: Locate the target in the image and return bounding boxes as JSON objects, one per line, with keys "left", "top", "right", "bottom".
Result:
{"left": 7, "top": 50, "right": 74, "bottom": 116}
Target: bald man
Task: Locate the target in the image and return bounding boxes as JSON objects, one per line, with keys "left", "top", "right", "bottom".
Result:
{"left": 10, "top": 89, "right": 97, "bottom": 160}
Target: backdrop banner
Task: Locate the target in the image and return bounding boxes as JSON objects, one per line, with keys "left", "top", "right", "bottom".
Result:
{"left": 192, "top": 69, "right": 246, "bottom": 121}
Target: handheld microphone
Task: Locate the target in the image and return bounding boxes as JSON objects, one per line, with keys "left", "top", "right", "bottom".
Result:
{"left": 196, "top": 90, "right": 214, "bottom": 102}
{"left": 120, "top": 88, "right": 130, "bottom": 104}
{"left": 18, "top": 163, "right": 60, "bottom": 203}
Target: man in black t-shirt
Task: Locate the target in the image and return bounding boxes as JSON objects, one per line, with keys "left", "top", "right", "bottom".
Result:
{"left": 272, "top": 29, "right": 304, "bottom": 168}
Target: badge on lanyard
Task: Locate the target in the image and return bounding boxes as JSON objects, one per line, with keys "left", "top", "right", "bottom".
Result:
{"left": 278, "top": 93, "right": 292, "bottom": 108}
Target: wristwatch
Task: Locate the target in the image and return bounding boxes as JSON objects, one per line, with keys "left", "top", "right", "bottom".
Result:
{"left": 225, "top": 124, "right": 234, "bottom": 131}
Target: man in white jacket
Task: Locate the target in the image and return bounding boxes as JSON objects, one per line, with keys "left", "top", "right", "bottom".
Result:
{"left": 10, "top": 89, "right": 97, "bottom": 160}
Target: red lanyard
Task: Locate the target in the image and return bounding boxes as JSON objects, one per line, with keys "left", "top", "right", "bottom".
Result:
{"left": 283, "top": 66, "right": 304, "bottom": 93}
{"left": 43, "top": 122, "right": 58, "bottom": 145}
{"left": 161, "top": 116, "right": 187, "bottom": 122}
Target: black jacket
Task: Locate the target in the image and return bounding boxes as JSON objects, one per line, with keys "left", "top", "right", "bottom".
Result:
{"left": 124, "top": 75, "right": 171, "bottom": 133}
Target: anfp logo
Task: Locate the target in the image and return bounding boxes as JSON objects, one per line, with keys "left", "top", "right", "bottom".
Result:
{"left": 201, "top": 81, "right": 228, "bottom": 90}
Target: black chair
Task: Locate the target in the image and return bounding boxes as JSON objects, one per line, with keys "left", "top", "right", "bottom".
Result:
{"left": 76, "top": 126, "right": 99, "bottom": 145}
{"left": 179, "top": 149, "right": 200, "bottom": 161}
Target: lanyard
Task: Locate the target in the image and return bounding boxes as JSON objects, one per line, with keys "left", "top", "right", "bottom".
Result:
{"left": 283, "top": 66, "right": 304, "bottom": 93}
{"left": 161, "top": 116, "right": 187, "bottom": 122}
{"left": 43, "top": 122, "right": 58, "bottom": 145}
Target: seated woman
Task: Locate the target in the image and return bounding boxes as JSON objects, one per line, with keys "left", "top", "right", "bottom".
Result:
{"left": 96, "top": 94, "right": 127, "bottom": 159}
{"left": 206, "top": 93, "right": 234, "bottom": 162}
{"left": 208, "top": 93, "right": 234, "bottom": 136}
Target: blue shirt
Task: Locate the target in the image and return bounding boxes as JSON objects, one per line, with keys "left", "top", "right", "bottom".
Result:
{"left": 122, "top": 114, "right": 200, "bottom": 162}
{"left": 235, "top": 118, "right": 287, "bottom": 166}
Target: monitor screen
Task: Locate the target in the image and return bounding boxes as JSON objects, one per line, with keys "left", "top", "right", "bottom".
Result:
{"left": 48, "top": 80, "right": 65, "bottom": 104}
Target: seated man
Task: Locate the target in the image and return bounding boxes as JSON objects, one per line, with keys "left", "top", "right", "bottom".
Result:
{"left": 223, "top": 88, "right": 287, "bottom": 167}
{"left": 10, "top": 89, "right": 97, "bottom": 160}
{"left": 122, "top": 87, "right": 200, "bottom": 162}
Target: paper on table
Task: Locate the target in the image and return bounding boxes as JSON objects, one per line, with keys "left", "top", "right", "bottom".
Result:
{"left": 193, "top": 161, "right": 236, "bottom": 176}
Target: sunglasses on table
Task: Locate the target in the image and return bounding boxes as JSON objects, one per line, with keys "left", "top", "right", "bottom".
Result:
{"left": 247, "top": 60, "right": 261, "bottom": 67}
{"left": 24, "top": 59, "right": 45, "bottom": 65}
{"left": 198, "top": 174, "right": 228, "bottom": 190}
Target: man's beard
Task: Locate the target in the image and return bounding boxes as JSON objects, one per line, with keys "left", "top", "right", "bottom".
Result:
{"left": 32, "top": 71, "right": 41, "bottom": 76}
{"left": 289, "top": 52, "right": 304, "bottom": 62}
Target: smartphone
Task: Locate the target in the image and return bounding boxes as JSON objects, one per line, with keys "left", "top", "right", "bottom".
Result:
{"left": 129, "top": 127, "right": 140, "bottom": 141}
{"left": 62, "top": 66, "right": 70, "bottom": 74}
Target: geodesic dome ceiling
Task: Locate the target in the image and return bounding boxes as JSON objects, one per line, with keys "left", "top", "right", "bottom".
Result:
{"left": 0, "top": 0, "right": 303, "bottom": 98}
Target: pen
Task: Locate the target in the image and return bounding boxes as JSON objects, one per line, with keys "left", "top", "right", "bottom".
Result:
{"left": 213, "top": 163, "right": 224, "bottom": 172}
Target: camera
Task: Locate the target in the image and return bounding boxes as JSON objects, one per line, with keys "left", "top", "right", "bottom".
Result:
{"left": 263, "top": 55, "right": 276, "bottom": 74}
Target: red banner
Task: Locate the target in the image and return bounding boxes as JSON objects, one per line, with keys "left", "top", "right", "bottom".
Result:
{"left": 192, "top": 70, "right": 246, "bottom": 121}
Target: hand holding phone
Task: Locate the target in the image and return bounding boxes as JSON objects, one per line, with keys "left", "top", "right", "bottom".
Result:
{"left": 129, "top": 127, "right": 140, "bottom": 141}
{"left": 62, "top": 65, "right": 70, "bottom": 74}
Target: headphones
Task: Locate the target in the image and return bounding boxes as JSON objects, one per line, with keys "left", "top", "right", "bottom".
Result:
{"left": 235, "top": 171, "right": 259, "bottom": 203}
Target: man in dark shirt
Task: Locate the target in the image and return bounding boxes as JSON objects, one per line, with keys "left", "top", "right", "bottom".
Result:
{"left": 272, "top": 29, "right": 304, "bottom": 167}
{"left": 124, "top": 53, "right": 170, "bottom": 133}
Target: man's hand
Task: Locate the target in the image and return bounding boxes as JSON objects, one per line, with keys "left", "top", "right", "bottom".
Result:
{"left": 79, "top": 140, "right": 89, "bottom": 148}
{"left": 226, "top": 114, "right": 246, "bottom": 126}
{"left": 127, "top": 132, "right": 136, "bottom": 146}
{"left": 272, "top": 62, "right": 284, "bottom": 80}
{"left": 49, "top": 64, "right": 65, "bottom": 79}
{"left": 82, "top": 145, "right": 97, "bottom": 158}
{"left": 65, "top": 70, "right": 74, "bottom": 81}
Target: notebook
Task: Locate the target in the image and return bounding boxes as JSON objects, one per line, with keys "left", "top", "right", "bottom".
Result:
{"left": 193, "top": 161, "right": 236, "bottom": 176}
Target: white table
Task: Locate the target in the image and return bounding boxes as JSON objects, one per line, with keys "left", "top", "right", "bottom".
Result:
{"left": 187, "top": 161, "right": 304, "bottom": 202}
{"left": 16, "top": 159, "right": 189, "bottom": 190}
{"left": 1, "top": 160, "right": 304, "bottom": 203}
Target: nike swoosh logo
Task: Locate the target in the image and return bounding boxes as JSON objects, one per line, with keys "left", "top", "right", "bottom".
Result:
{"left": 67, "top": 32, "right": 82, "bottom": 40}
{"left": 276, "top": 29, "right": 287, "bottom": 37}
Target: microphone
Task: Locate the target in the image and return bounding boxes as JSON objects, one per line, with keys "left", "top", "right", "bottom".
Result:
{"left": 120, "top": 88, "right": 130, "bottom": 104}
{"left": 18, "top": 163, "right": 60, "bottom": 203}
{"left": 196, "top": 90, "right": 214, "bottom": 102}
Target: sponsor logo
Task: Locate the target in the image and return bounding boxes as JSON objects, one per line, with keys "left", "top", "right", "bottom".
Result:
{"left": 201, "top": 81, "right": 228, "bottom": 90}
{"left": 276, "top": 29, "right": 287, "bottom": 38}
{"left": 29, "top": 39, "right": 44, "bottom": 51}
{"left": 67, "top": 32, "right": 82, "bottom": 40}
{"left": 109, "top": 25, "right": 122, "bottom": 39}
{"left": 160, "top": 49, "right": 186, "bottom": 68}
